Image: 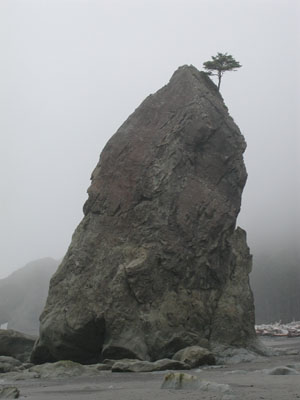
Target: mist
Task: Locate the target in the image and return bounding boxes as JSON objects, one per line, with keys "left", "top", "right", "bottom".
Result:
{"left": 0, "top": 0, "right": 299, "bottom": 279}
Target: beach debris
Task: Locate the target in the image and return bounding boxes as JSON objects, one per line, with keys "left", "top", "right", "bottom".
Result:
{"left": 255, "top": 321, "right": 300, "bottom": 337}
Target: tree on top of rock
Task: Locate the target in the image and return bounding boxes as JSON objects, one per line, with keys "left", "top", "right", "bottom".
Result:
{"left": 203, "top": 53, "right": 242, "bottom": 90}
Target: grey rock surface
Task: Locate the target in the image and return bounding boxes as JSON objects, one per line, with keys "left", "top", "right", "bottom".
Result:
{"left": 32, "top": 65, "right": 255, "bottom": 364}
{"left": 172, "top": 345, "right": 215, "bottom": 367}
{"left": 0, "top": 330, "right": 36, "bottom": 363}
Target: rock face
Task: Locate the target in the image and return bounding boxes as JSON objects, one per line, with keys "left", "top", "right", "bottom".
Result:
{"left": 31, "top": 65, "right": 255, "bottom": 364}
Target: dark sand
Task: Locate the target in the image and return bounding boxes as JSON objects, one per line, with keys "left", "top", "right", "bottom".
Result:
{"left": 2, "top": 337, "right": 300, "bottom": 399}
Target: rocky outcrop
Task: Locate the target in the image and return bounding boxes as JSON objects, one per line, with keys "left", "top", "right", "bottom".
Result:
{"left": 32, "top": 65, "right": 255, "bottom": 364}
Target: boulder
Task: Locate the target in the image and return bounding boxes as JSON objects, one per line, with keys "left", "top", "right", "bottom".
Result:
{"left": 172, "top": 346, "right": 215, "bottom": 367}
{"left": 0, "top": 357, "right": 22, "bottom": 373}
{"left": 31, "top": 65, "right": 256, "bottom": 364}
{"left": 0, "top": 330, "right": 35, "bottom": 363}
{"left": 111, "top": 358, "right": 190, "bottom": 372}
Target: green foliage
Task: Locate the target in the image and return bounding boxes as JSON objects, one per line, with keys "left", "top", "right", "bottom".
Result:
{"left": 203, "top": 52, "right": 241, "bottom": 90}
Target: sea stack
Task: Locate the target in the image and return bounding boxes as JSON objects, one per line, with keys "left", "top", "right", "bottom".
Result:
{"left": 31, "top": 65, "right": 256, "bottom": 364}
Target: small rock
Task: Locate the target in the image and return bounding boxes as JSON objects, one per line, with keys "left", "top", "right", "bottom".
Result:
{"left": 199, "top": 381, "right": 231, "bottom": 393}
{"left": 161, "top": 372, "right": 231, "bottom": 393}
{"left": 0, "top": 358, "right": 21, "bottom": 367}
{"left": 264, "top": 366, "right": 299, "bottom": 375}
{"left": 172, "top": 346, "right": 215, "bottom": 368}
{"left": 2, "top": 371, "right": 40, "bottom": 381}
{"left": 85, "top": 363, "right": 112, "bottom": 372}
{"left": 29, "top": 360, "right": 85, "bottom": 378}
{"left": 0, "top": 358, "right": 22, "bottom": 374}
{"left": 112, "top": 358, "right": 190, "bottom": 373}
{"left": 214, "top": 346, "right": 257, "bottom": 364}
{"left": 224, "top": 370, "right": 247, "bottom": 375}
{"left": 286, "top": 363, "right": 300, "bottom": 370}
{"left": 102, "top": 359, "right": 117, "bottom": 367}
{"left": 161, "top": 372, "right": 200, "bottom": 390}
{"left": 285, "top": 349, "right": 299, "bottom": 355}
{"left": 222, "top": 395, "right": 237, "bottom": 400}
{"left": 154, "top": 359, "right": 191, "bottom": 371}
{"left": 0, "top": 386, "right": 20, "bottom": 399}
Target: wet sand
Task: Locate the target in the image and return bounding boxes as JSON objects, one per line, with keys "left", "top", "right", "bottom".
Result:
{"left": 3, "top": 337, "right": 300, "bottom": 400}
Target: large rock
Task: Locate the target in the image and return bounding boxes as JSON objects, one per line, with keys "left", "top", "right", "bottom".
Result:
{"left": 0, "top": 330, "right": 35, "bottom": 363}
{"left": 31, "top": 65, "right": 256, "bottom": 364}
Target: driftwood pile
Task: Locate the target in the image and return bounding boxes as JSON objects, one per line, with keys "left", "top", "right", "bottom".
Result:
{"left": 255, "top": 321, "right": 300, "bottom": 337}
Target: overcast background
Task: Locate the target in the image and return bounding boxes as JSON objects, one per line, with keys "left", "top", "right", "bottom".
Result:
{"left": 0, "top": 0, "right": 299, "bottom": 279}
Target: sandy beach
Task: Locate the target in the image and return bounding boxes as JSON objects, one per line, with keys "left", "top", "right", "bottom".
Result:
{"left": 1, "top": 336, "right": 299, "bottom": 400}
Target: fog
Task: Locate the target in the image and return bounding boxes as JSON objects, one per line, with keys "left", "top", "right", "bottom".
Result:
{"left": 0, "top": 0, "right": 299, "bottom": 279}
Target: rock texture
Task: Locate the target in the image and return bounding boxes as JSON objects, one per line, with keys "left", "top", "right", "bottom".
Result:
{"left": 32, "top": 65, "right": 255, "bottom": 364}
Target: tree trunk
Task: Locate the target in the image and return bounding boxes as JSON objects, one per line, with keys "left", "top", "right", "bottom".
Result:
{"left": 218, "top": 72, "right": 222, "bottom": 90}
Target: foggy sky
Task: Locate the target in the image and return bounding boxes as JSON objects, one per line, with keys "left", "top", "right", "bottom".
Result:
{"left": 0, "top": 0, "right": 299, "bottom": 278}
